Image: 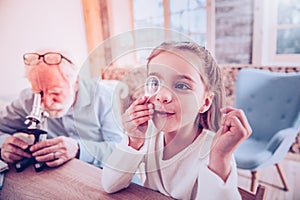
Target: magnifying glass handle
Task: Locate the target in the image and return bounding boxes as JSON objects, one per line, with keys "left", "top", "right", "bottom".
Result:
{"left": 145, "top": 96, "right": 151, "bottom": 103}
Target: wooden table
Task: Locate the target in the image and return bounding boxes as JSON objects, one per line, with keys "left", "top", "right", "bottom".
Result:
{"left": 0, "top": 159, "right": 172, "bottom": 200}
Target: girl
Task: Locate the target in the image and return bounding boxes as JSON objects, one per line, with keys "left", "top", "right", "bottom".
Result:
{"left": 102, "top": 41, "right": 252, "bottom": 199}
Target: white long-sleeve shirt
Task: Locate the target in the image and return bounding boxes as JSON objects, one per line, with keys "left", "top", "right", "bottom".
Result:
{"left": 102, "top": 123, "right": 241, "bottom": 200}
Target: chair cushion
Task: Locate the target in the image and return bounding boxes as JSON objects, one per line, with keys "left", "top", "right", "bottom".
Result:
{"left": 234, "top": 68, "right": 300, "bottom": 171}
{"left": 234, "top": 139, "right": 272, "bottom": 170}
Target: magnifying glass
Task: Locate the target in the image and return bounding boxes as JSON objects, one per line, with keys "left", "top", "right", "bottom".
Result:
{"left": 144, "top": 75, "right": 160, "bottom": 103}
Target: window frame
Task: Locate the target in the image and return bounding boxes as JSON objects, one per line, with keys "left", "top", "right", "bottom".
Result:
{"left": 252, "top": 0, "right": 300, "bottom": 66}
{"left": 132, "top": 0, "right": 215, "bottom": 54}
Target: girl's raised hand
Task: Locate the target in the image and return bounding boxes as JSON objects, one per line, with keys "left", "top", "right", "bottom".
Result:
{"left": 213, "top": 106, "right": 252, "bottom": 157}
{"left": 209, "top": 107, "right": 252, "bottom": 181}
{"left": 122, "top": 96, "right": 154, "bottom": 150}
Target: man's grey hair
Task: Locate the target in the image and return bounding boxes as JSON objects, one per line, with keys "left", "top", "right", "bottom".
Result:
{"left": 24, "top": 49, "right": 80, "bottom": 84}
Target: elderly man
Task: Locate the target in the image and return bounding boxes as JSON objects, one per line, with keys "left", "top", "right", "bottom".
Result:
{"left": 0, "top": 50, "right": 122, "bottom": 168}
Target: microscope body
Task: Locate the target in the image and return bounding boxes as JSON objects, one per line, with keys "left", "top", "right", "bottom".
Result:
{"left": 14, "top": 93, "right": 48, "bottom": 172}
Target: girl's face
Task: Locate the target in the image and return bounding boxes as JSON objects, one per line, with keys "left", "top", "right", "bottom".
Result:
{"left": 148, "top": 51, "right": 212, "bottom": 133}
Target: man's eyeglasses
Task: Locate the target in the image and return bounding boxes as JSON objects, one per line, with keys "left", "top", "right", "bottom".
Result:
{"left": 23, "top": 52, "right": 73, "bottom": 65}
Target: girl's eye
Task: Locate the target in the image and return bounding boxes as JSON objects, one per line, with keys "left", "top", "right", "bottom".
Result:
{"left": 175, "top": 83, "right": 192, "bottom": 90}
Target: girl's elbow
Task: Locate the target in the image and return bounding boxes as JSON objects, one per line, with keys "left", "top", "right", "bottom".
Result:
{"left": 102, "top": 177, "right": 118, "bottom": 193}
{"left": 102, "top": 184, "right": 118, "bottom": 194}
{"left": 101, "top": 176, "right": 127, "bottom": 194}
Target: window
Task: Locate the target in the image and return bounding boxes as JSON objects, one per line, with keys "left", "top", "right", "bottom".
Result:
{"left": 253, "top": 0, "right": 300, "bottom": 65}
{"left": 134, "top": 0, "right": 164, "bottom": 28}
{"left": 132, "top": 0, "right": 215, "bottom": 63}
{"left": 169, "top": 0, "right": 207, "bottom": 46}
{"left": 82, "top": 0, "right": 215, "bottom": 75}
{"left": 276, "top": 0, "right": 300, "bottom": 54}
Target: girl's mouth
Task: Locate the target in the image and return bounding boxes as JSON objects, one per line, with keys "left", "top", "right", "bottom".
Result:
{"left": 155, "top": 110, "right": 175, "bottom": 118}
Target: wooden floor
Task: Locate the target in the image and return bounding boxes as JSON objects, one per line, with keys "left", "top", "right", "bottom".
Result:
{"left": 237, "top": 153, "right": 300, "bottom": 200}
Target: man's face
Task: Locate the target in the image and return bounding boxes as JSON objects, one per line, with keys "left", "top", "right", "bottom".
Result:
{"left": 29, "top": 61, "right": 77, "bottom": 118}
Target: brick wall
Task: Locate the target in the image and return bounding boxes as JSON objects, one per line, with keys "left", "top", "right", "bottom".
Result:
{"left": 221, "top": 65, "right": 300, "bottom": 106}
{"left": 215, "top": 0, "right": 254, "bottom": 64}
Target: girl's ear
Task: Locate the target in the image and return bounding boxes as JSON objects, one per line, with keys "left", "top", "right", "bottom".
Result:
{"left": 199, "top": 93, "right": 214, "bottom": 113}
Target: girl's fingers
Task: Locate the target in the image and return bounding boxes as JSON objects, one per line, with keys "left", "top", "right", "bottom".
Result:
{"left": 132, "top": 96, "right": 148, "bottom": 106}
{"left": 221, "top": 107, "right": 252, "bottom": 136}
{"left": 121, "top": 97, "right": 153, "bottom": 142}
{"left": 131, "top": 116, "right": 152, "bottom": 127}
{"left": 123, "top": 115, "right": 151, "bottom": 131}
{"left": 223, "top": 115, "right": 244, "bottom": 134}
{"left": 129, "top": 109, "right": 154, "bottom": 121}
{"left": 124, "top": 104, "right": 153, "bottom": 122}
{"left": 130, "top": 102, "right": 153, "bottom": 112}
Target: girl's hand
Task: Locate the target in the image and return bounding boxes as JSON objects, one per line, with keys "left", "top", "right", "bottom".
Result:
{"left": 209, "top": 107, "right": 252, "bottom": 181}
{"left": 214, "top": 107, "right": 252, "bottom": 156}
{"left": 122, "top": 96, "right": 154, "bottom": 150}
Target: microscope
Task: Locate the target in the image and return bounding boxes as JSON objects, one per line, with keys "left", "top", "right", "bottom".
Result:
{"left": 14, "top": 93, "right": 48, "bottom": 172}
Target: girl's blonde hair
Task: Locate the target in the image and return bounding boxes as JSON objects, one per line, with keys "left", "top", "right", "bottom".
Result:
{"left": 147, "top": 41, "right": 225, "bottom": 132}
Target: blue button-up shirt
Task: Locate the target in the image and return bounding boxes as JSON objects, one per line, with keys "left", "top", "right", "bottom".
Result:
{"left": 0, "top": 78, "right": 123, "bottom": 168}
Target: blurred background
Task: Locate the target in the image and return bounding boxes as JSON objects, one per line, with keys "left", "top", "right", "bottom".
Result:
{"left": 1, "top": 0, "right": 299, "bottom": 100}
{"left": 0, "top": 1, "right": 299, "bottom": 198}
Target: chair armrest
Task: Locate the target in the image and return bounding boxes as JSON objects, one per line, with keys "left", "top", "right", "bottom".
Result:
{"left": 238, "top": 184, "right": 267, "bottom": 200}
{"left": 266, "top": 128, "right": 298, "bottom": 159}
{"left": 292, "top": 111, "right": 300, "bottom": 132}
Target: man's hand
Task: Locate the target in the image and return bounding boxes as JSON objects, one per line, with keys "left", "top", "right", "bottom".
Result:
{"left": 30, "top": 136, "right": 79, "bottom": 167}
{"left": 1, "top": 134, "right": 32, "bottom": 163}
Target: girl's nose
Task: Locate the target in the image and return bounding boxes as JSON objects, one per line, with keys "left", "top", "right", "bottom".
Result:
{"left": 155, "top": 87, "right": 172, "bottom": 104}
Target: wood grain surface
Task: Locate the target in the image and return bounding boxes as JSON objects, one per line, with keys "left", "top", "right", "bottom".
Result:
{"left": 0, "top": 159, "right": 172, "bottom": 200}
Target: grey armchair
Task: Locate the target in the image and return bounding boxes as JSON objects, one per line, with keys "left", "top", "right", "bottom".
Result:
{"left": 233, "top": 68, "right": 300, "bottom": 192}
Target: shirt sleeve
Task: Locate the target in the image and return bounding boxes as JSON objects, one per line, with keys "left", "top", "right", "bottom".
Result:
{"left": 101, "top": 135, "right": 146, "bottom": 193}
{"left": 96, "top": 81, "right": 123, "bottom": 143}
{"left": 0, "top": 89, "right": 33, "bottom": 146}
{"left": 76, "top": 103, "right": 122, "bottom": 168}
{"left": 76, "top": 139, "right": 117, "bottom": 168}
{"left": 73, "top": 80, "right": 123, "bottom": 167}
{"left": 196, "top": 156, "right": 242, "bottom": 200}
